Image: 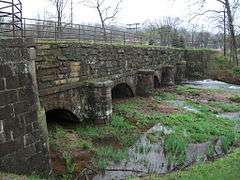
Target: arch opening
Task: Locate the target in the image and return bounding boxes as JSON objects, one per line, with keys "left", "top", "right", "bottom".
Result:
{"left": 112, "top": 83, "right": 134, "bottom": 99}
{"left": 154, "top": 76, "right": 160, "bottom": 89}
{"left": 46, "top": 109, "right": 79, "bottom": 128}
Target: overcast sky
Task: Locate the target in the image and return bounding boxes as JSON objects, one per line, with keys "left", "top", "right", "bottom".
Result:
{"left": 21, "top": 0, "right": 222, "bottom": 30}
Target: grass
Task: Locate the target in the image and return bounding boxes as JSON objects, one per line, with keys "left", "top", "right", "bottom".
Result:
{"left": 207, "top": 101, "right": 240, "bottom": 112}
{"left": 164, "top": 134, "right": 187, "bottom": 165}
{"left": 230, "top": 95, "right": 240, "bottom": 103}
{"left": 131, "top": 148, "right": 240, "bottom": 180}
{"left": 176, "top": 85, "right": 202, "bottom": 96}
{"left": 49, "top": 126, "right": 93, "bottom": 152}
{"left": 0, "top": 172, "right": 43, "bottom": 180}
{"left": 146, "top": 112, "right": 239, "bottom": 144}
{"left": 93, "top": 146, "right": 129, "bottom": 169}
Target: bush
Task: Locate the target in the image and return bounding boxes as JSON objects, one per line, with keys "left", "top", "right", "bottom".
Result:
{"left": 232, "top": 66, "right": 240, "bottom": 76}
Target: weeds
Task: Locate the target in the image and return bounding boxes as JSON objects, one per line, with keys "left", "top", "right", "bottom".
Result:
{"left": 164, "top": 135, "right": 187, "bottom": 165}
{"left": 230, "top": 95, "right": 240, "bottom": 103}
{"left": 208, "top": 101, "right": 240, "bottom": 112}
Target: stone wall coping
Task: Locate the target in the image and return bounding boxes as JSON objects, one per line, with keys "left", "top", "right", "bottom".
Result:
{"left": 0, "top": 38, "right": 35, "bottom": 48}
{"left": 86, "top": 80, "right": 114, "bottom": 88}
{"left": 137, "top": 69, "right": 155, "bottom": 75}
{"left": 39, "top": 82, "right": 84, "bottom": 96}
{"left": 39, "top": 80, "right": 114, "bottom": 96}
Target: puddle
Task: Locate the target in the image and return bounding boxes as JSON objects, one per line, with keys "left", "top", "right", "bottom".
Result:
{"left": 168, "top": 100, "right": 199, "bottom": 113}
{"left": 185, "top": 79, "right": 240, "bottom": 92}
{"left": 220, "top": 112, "right": 240, "bottom": 120}
{"left": 93, "top": 124, "right": 222, "bottom": 180}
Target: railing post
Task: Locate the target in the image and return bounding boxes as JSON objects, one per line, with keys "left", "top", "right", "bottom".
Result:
{"left": 94, "top": 26, "right": 97, "bottom": 42}
{"left": 12, "top": 0, "right": 15, "bottom": 37}
{"left": 110, "top": 29, "right": 113, "bottom": 44}
{"left": 78, "top": 25, "right": 81, "bottom": 41}
{"left": 54, "top": 22, "right": 57, "bottom": 41}
{"left": 23, "top": 18, "right": 26, "bottom": 38}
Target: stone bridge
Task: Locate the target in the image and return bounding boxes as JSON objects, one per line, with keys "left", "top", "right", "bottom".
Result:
{"left": 36, "top": 42, "right": 188, "bottom": 124}
{"left": 0, "top": 39, "right": 216, "bottom": 175}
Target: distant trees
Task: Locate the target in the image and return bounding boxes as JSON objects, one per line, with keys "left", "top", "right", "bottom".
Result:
{"left": 50, "top": 0, "right": 70, "bottom": 36}
{"left": 142, "top": 16, "right": 226, "bottom": 49}
{"left": 143, "top": 17, "right": 183, "bottom": 46}
{"left": 190, "top": 0, "right": 239, "bottom": 65}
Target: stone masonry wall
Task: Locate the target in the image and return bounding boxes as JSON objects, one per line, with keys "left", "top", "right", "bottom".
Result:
{"left": 36, "top": 43, "right": 186, "bottom": 90}
{"left": 0, "top": 39, "right": 51, "bottom": 175}
{"left": 36, "top": 42, "right": 217, "bottom": 90}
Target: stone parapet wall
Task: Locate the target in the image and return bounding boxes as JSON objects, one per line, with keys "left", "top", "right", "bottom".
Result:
{"left": 36, "top": 42, "right": 217, "bottom": 90}
{"left": 36, "top": 42, "right": 188, "bottom": 90}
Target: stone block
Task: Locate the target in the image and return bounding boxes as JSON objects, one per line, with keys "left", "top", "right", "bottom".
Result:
{"left": 13, "top": 101, "right": 31, "bottom": 115}
{"left": 0, "top": 65, "right": 13, "bottom": 78}
{"left": 0, "top": 90, "right": 18, "bottom": 106}
{"left": 0, "top": 141, "right": 16, "bottom": 157}
{"left": 6, "top": 76, "right": 21, "bottom": 89}
{"left": 0, "top": 105, "right": 14, "bottom": 120}
{"left": 18, "top": 87, "right": 34, "bottom": 103}
{"left": 0, "top": 78, "right": 5, "bottom": 91}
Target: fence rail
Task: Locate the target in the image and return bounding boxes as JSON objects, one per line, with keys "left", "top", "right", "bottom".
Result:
{"left": 0, "top": 17, "right": 144, "bottom": 45}
{"left": 0, "top": 1, "right": 223, "bottom": 48}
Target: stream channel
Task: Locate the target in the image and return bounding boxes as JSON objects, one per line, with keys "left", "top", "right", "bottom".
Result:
{"left": 93, "top": 79, "right": 240, "bottom": 180}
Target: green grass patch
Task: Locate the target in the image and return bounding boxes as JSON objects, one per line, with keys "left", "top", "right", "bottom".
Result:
{"left": 176, "top": 85, "right": 202, "bottom": 96}
{"left": 114, "top": 98, "right": 144, "bottom": 113}
{"left": 155, "top": 92, "right": 177, "bottom": 101}
{"left": 164, "top": 134, "right": 187, "bottom": 165}
{"left": 230, "top": 95, "right": 240, "bottom": 103}
{"left": 49, "top": 127, "right": 93, "bottom": 152}
{"left": 208, "top": 101, "right": 240, "bottom": 112}
{"left": 146, "top": 112, "right": 239, "bottom": 143}
{"left": 93, "top": 146, "right": 128, "bottom": 169}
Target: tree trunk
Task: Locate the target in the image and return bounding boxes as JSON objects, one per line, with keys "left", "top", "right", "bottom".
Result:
{"left": 223, "top": 8, "right": 227, "bottom": 57}
{"left": 225, "top": 0, "right": 238, "bottom": 65}
{"left": 97, "top": 6, "right": 107, "bottom": 42}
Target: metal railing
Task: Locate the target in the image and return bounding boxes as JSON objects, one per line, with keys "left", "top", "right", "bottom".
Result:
{"left": 0, "top": 0, "right": 23, "bottom": 37}
{"left": 20, "top": 18, "right": 144, "bottom": 45}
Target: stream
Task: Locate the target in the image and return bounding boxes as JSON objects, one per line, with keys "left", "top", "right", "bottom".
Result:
{"left": 94, "top": 124, "right": 223, "bottom": 180}
{"left": 93, "top": 79, "right": 240, "bottom": 179}
{"left": 185, "top": 79, "right": 240, "bottom": 92}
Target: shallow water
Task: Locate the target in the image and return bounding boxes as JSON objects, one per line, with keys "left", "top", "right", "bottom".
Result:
{"left": 220, "top": 112, "right": 240, "bottom": 120}
{"left": 185, "top": 79, "right": 240, "bottom": 92}
{"left": 168, "top": 100, "right": 199, "bottom": 113}
{"left": 93, "top": 124, "right": 222, "bottom": 180}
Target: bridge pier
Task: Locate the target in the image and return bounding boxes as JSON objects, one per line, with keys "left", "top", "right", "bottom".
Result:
{"left": 136, "top": 69, "right": 155, "bottom": 97}
{"left": 87, "top": 80, "right": 113, "bottom": 124}
{"left": 175, "top": 61, "right": 187, "bottom": 83}
{"left": 161, "top": 65, "right": 176, "bottom": 86}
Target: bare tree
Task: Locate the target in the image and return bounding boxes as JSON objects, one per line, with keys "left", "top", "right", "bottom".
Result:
{"left": 143, "top": 17, "right": 183, "bottom": 46}
{"left": 50, "top": 0, "right": 69, "bottom": 36}
{"left": 190, "top": 0, "right": 239, "bottom": 65}
{"left": 83, "top": 0, "right": 122, "bottom": 41}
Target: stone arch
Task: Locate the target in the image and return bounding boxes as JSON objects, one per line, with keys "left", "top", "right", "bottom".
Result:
{"left": 46, "top": 108, "right": 79, "bottom": 123}
{"left": 112, "top": 83, "right": 134, "bottom": 99}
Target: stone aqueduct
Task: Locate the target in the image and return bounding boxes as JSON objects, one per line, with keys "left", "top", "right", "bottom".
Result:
{"left": 0, "top": 39, "right": 215, "bottom": 175}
